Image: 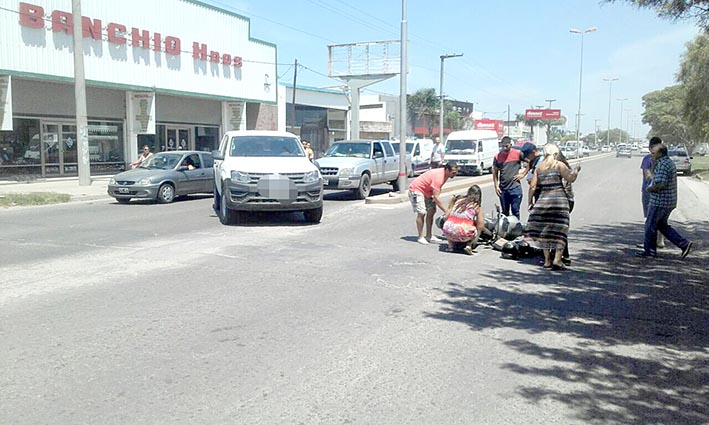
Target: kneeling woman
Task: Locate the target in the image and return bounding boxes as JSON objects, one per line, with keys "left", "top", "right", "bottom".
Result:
{"left": 442, "top": 185, "right": 486, "bottom": 255}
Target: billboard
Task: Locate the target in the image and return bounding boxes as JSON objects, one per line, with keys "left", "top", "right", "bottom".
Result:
{"left": 525, "top": 109, "right": 561, "bottom": 120}
{"left": 474, "top": 119, "right": 505, "bottom": 138}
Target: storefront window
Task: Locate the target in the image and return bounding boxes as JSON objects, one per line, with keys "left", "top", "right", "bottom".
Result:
{"left": 88, "top": 121, "right": 125, "bottom": 174}
{"left": 195, "top": 126, "right": 219, "bottom": 152}
{"left": 0, "top": 118, "right": 41, "bottom": 179}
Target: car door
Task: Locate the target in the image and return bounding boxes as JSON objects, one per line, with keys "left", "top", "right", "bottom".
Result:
{"left": 200, "top": 153, "right": 215, "bottom": 192}
{"left": 372, "top": 142, "right": 385, "bottom": 183}
{"left": 178, "top": 153, "right": 204, "bottom": 194}
{"left": 382, "top": 141, "right": 398, "bottom": 181}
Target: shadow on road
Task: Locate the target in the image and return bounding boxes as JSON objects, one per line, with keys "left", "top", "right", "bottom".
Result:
{"left": 425, "top": 220, "right": 709, "bottom": 424}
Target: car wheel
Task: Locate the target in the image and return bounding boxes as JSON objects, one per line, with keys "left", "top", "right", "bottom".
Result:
{"left": 218, "top": 185, "right": 237, "bottom": 225}
{"left": 116, "top": 198, "right": 131, "bottom": 204}
{"left": 476, "top": 163, "right": 484, "bottom": 176}
{"left": 354, "top": 173, "right": 371, "bottom": 199}
{"left": 303, "top": 206, "right": 323, "bottom": 223}
{"left": 157, "top": 183, "right": 175, "bottom": 203}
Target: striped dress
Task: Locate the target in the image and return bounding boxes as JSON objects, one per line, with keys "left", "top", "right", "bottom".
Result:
{"left": 525, "top": 166, "right": 570, "bottom": 250}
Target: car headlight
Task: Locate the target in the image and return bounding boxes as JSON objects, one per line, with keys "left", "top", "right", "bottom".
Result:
{"left": 339, "top": 167, "right": 355, "bottom": 177}
{"left": 231, "top": 170, "right": 251, "bottom": 183}
{"left": 109, "top": 177, "right": 116, "bottom": 184}
{"left": 138, "top": 177, "right": 152, "bottom": 185}
{"left": 302, "top": 170, "right": 320, "bottom": 183}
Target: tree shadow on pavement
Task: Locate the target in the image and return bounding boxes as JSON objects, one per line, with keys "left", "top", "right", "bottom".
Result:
{"left": 425, "top": 220, "right": 709, "bottom": 424}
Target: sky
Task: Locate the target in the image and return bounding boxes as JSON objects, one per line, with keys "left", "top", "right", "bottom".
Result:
{"left": 204, "top": 0, "right": 700, "bottom": 138}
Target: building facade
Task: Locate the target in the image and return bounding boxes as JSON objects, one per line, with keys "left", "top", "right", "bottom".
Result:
{"left": 0, "top": 0, "right": 277, "bottom": 179}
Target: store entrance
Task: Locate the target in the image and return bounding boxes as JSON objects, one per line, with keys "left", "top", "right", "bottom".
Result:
{"left": 164, "top": 127, "right": 191, "bottom": 151}
{"left": 42, "top": 122, "right": 77, "bottom": 176}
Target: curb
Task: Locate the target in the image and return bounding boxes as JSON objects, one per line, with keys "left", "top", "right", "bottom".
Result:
{"left": 366, "top": 174, "right": 493, "bottom": 205}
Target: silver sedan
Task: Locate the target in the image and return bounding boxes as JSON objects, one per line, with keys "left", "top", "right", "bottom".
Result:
{"left": 108, "top": 151, "right": 214, "bottom": 204}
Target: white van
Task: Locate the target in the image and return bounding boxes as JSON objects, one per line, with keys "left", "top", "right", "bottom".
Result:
{"left": 444, "top": 130, "right": 500, "bottom": 175}
{"left": 391, "top": 138, "right": 434, "bottom": 176}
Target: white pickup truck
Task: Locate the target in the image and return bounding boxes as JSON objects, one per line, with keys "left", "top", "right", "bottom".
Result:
{"left": 314, "top": 140, "right": 400, "bottom": 199}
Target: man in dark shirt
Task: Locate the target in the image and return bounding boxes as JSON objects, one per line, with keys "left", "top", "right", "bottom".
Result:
{"left": 492, "top": 137, "right": 526, "bottom": 219}
{"left": 637, "top": 142, "right": 692, "bottom": 258}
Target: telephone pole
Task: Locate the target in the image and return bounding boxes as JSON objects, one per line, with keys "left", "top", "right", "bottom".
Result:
{"left": 72, "top": 0, "right": 90, "bottom": 185}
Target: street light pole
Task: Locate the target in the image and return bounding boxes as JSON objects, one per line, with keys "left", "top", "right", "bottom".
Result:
{"left": 617, "top": 97, "right": 628, "bottom": 144}
{"left": 603, "top": 77, "right": 619, "bottom": 145}
{"left": 570, "top": 27, "right": 597, "bottom": 142}
{"left": 594, "top": 118, "right": 600, "bottom": 146}
{"left": 545, "top": 98, "right": 556, "bottom": 109}
{"left": 72, "top": 0, "right": 90, "bottom": 185}
{"left": 439, "top": 53, "right": 463, "bottom": 144}
{"left": 397, "top": 0, "right": 408, "bottom": 194}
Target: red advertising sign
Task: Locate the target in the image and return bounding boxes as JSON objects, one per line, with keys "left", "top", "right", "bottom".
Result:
{"left": 525, "top": 109, "right": 561, "bottom": 120}
{"left": 474, "top": 119, "right": 505, "bottom": 138}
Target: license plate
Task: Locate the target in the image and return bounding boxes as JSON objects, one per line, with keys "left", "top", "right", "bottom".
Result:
{"left": 118, "top": 187, "right": 129, "bottom": 194}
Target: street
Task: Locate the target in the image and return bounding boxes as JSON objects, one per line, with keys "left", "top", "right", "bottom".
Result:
{"left": 1, "top": 154, "right": 707, "bottom": 424}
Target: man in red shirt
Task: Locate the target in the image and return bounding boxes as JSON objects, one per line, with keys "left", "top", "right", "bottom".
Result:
{"left": 492, "top": 137, "right": 526, "bottom": 219}
{"left": 408, "top": 161, "right": 459, "bottom": 244}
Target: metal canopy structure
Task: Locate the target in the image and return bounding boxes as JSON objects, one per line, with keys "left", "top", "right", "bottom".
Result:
{"left": 328, "top": 41, "right": 400, "bottom": 139}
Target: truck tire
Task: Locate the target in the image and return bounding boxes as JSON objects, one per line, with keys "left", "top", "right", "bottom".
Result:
{"left": 353, "top": 173, "right": 371, "bottom": 199}
{"left": 218, "top": 185, "right": 237, "bottom": 225}
{"left": 303, "top": 206, "right": 323, "bottom": 223}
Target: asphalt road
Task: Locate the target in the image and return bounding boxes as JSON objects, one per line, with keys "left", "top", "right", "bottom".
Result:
{"left": 1, "top": 153, "right": 707, "bottom": 424}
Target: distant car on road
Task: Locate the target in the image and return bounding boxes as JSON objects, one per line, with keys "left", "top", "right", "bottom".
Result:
{"left": 581, "top": 146, "right": 591, "bottom": 157}
{"left": 108, "top": 151, "right": 214, "bottom": 204}
{"left": 616, "top": 146, "right": 632, "bottom": 158}
{"left": 601, "top": 145, "right": 611, "bottom": 153}
{"left": 669, "top": 149, "right": 692, "bottom": 175}
{"left": 561, "top": 145, "right": 579, "bottom": 159}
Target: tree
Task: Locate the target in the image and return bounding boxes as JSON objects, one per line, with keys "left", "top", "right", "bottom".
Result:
{"left": 515, "top": 113, "right": 567, "bottom": 142}
{"left": 603, "top": 0, "right": 709, "bottom": 31}
{"left": 407, "top": 88, "right": 438, "bottom": 137}
{"left": 642, "top": 85, "right": 694, "bottom": 148}
{"left": 443, "top": 101, "right": 463, "bottom": 132}
{"left": 677, "top": 33, "right": 709, "bottom": 145}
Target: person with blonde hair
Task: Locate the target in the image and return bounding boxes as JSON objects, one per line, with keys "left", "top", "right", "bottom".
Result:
{"left": 525, "top": 143, "right": 581, "bottom": 270}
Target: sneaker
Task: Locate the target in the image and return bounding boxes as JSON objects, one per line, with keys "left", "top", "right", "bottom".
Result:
{"left": 635, "top": 251, "right": 656, "bottom": 258}
{"left": 681, "top": 242, "right": 693, "bottom": 259}
{"left": 463, "top": 246, "right": 475, "bottom": 256}
{"left": 417, "top": 237, "right": 429, "bottom": 245}
{"left": 427, "top": 235, "right": 443, "bottom": 243}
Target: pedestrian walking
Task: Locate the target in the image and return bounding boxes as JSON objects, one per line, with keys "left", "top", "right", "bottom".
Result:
{"left": 636, "top": 141, "right": 693, "bottom": 258}
{"left": 408, "top": 161, "right": 459, "bottom": 245}
{"left": 430, "top": 136, "right": 445, "bottom": 168}
{"left": 639, "top": 137, "right": 665, "bottom": 248}
{"left": 493, "top": 136, "right": 526, "bottom": 219}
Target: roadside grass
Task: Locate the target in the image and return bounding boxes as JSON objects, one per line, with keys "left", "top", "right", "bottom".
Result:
{"left": 0, "top": 192, "right": 71, "bottom": 207}
{"left": 692, "top": 155, "right": 709, "bottom": 180}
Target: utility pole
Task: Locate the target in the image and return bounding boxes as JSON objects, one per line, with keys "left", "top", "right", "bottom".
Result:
{"left": 617, "top": 97, "right": 628, "bottom": 144}
{"left": 72, "top": 0, "right": 90, "bottom": 185}
{"left": 397, "top": 0, "right": 408, "bottom": 194}
{"left": 439, "top": 53, "right": 463, "bottom": 145}
{"left": 570, "top": 27, "right": 597, "bottom": 142}
{"left": 291, "top": 59, "right": 298, "bottom": 133}
{"left": 545, "top": 99, "right": 556, "bottom": 109}
{"left": 594, "top": 118, "right": 600, "bottom": 146}
{"left": 603, "top": 77, "right": 619, "bottom": 145}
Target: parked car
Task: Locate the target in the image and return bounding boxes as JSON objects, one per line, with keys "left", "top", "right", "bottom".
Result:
{"left": 668, "top": 149, "right": 692, "bottom": 175}
{"left": 616, "top": 146, "right": 632, "bottom": 158}
{"left": 315, "top": 139, "right": 400, "bottom": 199}
{"left": 212, "top": 131, "right": 324, "bottom": 224}
{"left": 108, "top": 150, "right": 214, "bottom": 204}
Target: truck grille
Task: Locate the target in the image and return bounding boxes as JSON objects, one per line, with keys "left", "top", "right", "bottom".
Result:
{"left": 241, "top": 172, "right": 309, "bottom": 184}
{"left": 319, "top": 167, "right": 338, "bottom": 176}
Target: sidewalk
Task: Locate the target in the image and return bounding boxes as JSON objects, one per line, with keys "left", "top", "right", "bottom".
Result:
{"left": 0, "top": 176, "right": 113, "bottom": 203}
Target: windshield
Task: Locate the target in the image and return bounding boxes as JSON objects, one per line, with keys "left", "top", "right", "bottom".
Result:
{"left": 324, "top": 143, "right": 371, "bottom": 158}
{"left": 446, "top": 140, "right": 477, "bottom": 154}
{"left": 391, "top": 143, "right": 414, "bottom": 154}
{"left": 143, "top": 153, "right": 183, "bottom": 170}
{"left": 669, "top": 150, "right": 688, "bottom": 157}
{"left": 229, "top": 136, "right": 305, "bottom": 157}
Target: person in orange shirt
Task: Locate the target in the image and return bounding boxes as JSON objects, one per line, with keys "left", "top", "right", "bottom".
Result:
{"left": 408, "top": 161, "right": 459, "bottom": 244}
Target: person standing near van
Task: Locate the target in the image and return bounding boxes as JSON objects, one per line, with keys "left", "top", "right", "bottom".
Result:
{"left": 493, "top": 136, "right": 525, "bottom": 219}
{"left": 430, "top": 136, "right": 445, "bottom": 168}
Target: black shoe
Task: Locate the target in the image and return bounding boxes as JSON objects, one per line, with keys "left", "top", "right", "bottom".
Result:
{"left": 635, "top": 251, "right": 656, "bottom": 258}
{"left": 681, "top": 242, "right": 693, "bottom": 259}
{"left": 562, "top": 258, "right": 571, "bottom": 266}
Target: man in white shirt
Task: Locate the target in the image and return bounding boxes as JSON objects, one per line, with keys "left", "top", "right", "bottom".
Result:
{"left": 430, "top": 136, "right": 445, "bottom": 168}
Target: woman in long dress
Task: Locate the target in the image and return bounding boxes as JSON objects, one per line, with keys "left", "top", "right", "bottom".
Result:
{"left": 526, "top": 143, "right": 580, "bottom": 270}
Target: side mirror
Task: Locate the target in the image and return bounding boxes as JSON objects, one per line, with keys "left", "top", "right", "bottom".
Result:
{"left": 212, "top": 150, "right": 224, "bottom": 161}
{"left": 690, "top": 156, "right": 694, "bottom": 159}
